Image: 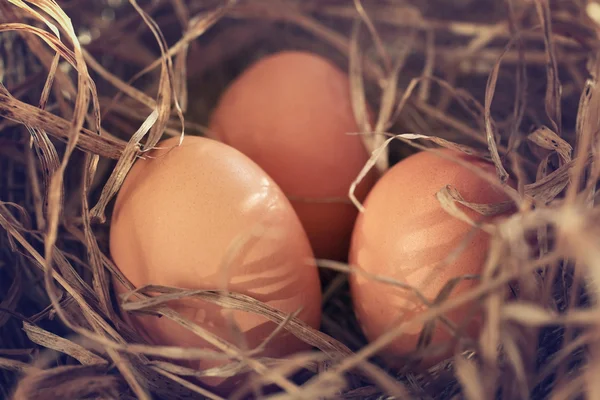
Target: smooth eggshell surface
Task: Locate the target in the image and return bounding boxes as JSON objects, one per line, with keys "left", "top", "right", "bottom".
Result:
{"left": 209, "top": 51, "right": 377, "bottom": 261}
{"left": 110, "top": 136, "right": 322, "bottom": 390}
{"left": 349, "top": 149, "right": 512, "bottom": 367}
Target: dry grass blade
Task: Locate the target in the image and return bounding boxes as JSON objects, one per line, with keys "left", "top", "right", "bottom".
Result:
{"left": 436, "top": 186, "right": 498, "bottom": 232}
{"left": 454, "top": 356, "right": 485, "bottom": 400}
{"left": 523, "top": 155, "right": 589, "bottom": 202}
{"left": 501, "top": 329, "right": 530, "bottom": 399}
{"left": 123, "top": 285, "right": 352, "bottom": 357}
{"left": 442, "top": 185, "right": 515, "bottom": 216}
{"left": 372, "top": 30, "right": 416, "bottom": 172}
{"left": 527, "top": 126, "right": 573, "bottom": 164}
{"left": 89, "top": 112, "right": 152, "bottom": 222}
{"left": 352, "top": 0, "right": 391, "bottom": 72}
{"left": 534, "top": 0, "right": 563, "bottom": 136}
{"left": 349, "top": 20, "right": 375, "bottom": 164}
{"left": 152, "top": 355, "right": 318, "bottom": 379}
{"left": 506, "top": 0, "right": 528, "bottom": 150}
{"left": 0, "top": 91, "right": 125, "bottom": 159}
{"left": 104, "top": 347, "right": 149, "bottom": 400}
{"left": 479, "top": 237, "right": 503, "bottom": 379}
{"left": 419, "top": 29, "right": 435, "bottom": 103}
{"left": 27, "top": 49, "right": 61, "bottom": 204}
{"left": 575, "top": 76, "right": 595, "bottom": 144}
{"left": 483, "top": 38, "right": 513, "bottom": 183}
{"left": 501, "top": 303, "right": 559, "bottom": 327}
{"left": 124, "top": 0, "right": 175, "bottom": 152}
{"left": 556, "top": 209, "right": 600, "bottom": 305}
{"left": 423, "top": 286, "right": 479, "bottom": 350}
{"left": 150, "top": 367, "right": 227, "bottom": 400}
{"left": 254, "top": 308, "right": 302, "bottom": 355}
{"left": 172, "top": 40, "right": 188, "bottom": 114}
{"left": 568, "top": 56, "right": 600, "bottom": 203}
{"left": 347, "top": 23, "right": 367, "bottom": 127}
{"left": 81, "top": 155, "right": 113, "bottom": 315}
{"left": 23, "top": 322, "right": 108, "bottom": 366}
{"left": 144, "top": 62, "right": 173, "bottom": 151}
{"left": 27, "top": 124, "right": 60, "bottom": 199}
{"left": 504, "top": 7, "right": 529, "bottom": 201}
{"left": 551, "top": 375, "right": 586, "bottom": 400}
{"left": 24, "top": 144, "right": 46, "bottom": 229}
{"left": 355, "top": 361, "right": 411, "bottom": 398}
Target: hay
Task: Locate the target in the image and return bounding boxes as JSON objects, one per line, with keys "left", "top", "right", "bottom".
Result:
{"left": 0, "top": 0, "right": 598, "bottom": 398}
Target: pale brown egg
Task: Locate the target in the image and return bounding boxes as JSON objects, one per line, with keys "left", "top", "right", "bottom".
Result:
{"left": 110, "top": 136, "right": 322, "bottom": 391}
{"left": 349, "top": 149, "right": 513, "bottom": 367}
{"left": 209, "top": 51, "right": 377, "bottom": 261}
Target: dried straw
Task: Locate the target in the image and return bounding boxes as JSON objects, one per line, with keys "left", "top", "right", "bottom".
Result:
{"left": 0, "top": 0, "right": 599, "bottom": 399}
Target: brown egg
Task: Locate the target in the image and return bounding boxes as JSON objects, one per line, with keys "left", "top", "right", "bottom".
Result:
{"left": 110, "top": 136, "right": 322, "bottom": 391}
{"left": 349, "top": 149, "right": 513, "bottom": 367}
{"left": 209, "top": 51, "right": 377, "bottom": 261}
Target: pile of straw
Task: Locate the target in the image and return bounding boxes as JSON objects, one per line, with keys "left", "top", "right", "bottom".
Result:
{"left": 0, "top": 0, "right": 599, "bottom": 398}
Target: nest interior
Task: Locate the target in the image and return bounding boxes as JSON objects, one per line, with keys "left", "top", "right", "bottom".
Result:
{"left": 1, "top": 0, "right": 600, "bottom": 399}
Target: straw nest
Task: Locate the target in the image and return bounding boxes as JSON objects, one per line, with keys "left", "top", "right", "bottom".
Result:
{"left": 1, "top": 0, "right": 599, "bottom": 399}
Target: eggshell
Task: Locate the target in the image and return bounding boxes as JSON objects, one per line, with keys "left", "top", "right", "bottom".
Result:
{"left": 209, "top": 51, "right": 377, "bottom": 261}
{"left": 110, "top": 136, "right": 322, "bottom": 391}
{"left": 349, "top": 149, "right": 513, "bottom": 367}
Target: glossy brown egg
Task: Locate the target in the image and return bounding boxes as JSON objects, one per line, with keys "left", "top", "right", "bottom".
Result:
{"left": 110, "top": 136, "right": 322, "bottom": 391}
{"left": 209, "top": 51, "right": 377, "bottom": 261}
{"left": 349, "top": 149, "right": 513, "bottom": 367}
